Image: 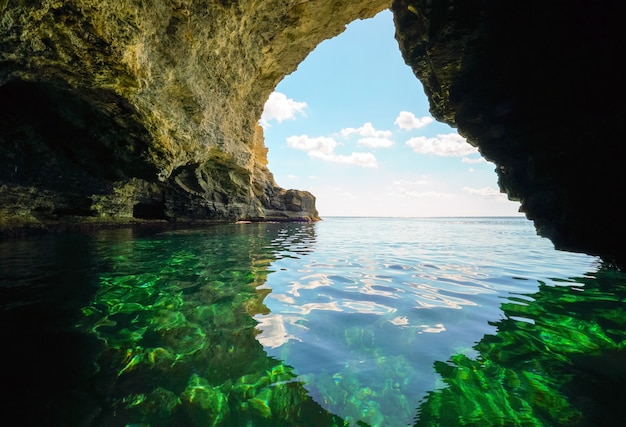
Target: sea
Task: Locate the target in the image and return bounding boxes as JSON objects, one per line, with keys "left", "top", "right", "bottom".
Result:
{"left": 2, "top": 216, "right": 626, "bottom": 426}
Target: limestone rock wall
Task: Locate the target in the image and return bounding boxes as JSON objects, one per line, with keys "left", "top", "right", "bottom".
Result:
{"left": 392, "top": 0, "right": 626, "bottom": 267}
{"left": 0, "top": 0, "right": 388, "bottom": 229}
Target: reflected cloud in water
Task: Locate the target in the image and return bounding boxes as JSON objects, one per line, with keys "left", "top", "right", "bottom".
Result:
{"left": 254, "top": 218, "right": 601, "bottom": 426}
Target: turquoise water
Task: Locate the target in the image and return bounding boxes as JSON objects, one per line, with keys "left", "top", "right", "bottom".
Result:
{"left": 2, "top": 217, "right": 626, "bottom": 426}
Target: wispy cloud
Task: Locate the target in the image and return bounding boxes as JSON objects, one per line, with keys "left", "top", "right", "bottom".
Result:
{"left": 286, "top": 134, "right": 377, "bottom": 168}
{"left": 389, "top": 179, "right": 453, "bottom": 199}
{"left": 394, "top": 111, "right": 434, "bottom": 130}
{"left": 310, "top": 151, "right": 378, "bottom": 168}
{"left": 392, "top": 179, "right": 432, "bottom": 186}
{"left": 463, "top": 186, "right": 504, "bottom": 199}
{"left": 260, "top": 92, "right": 307, "bottom": 127}
{"left": 405, "top": 133, "right": 478, "bottom": 157}
{"left": 392, "top": 189, "right": 454, "bottom": 199}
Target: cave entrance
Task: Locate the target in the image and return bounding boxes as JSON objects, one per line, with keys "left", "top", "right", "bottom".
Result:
{"left": 261, "top": 10, "right": 522, "bottom": 218}
{"left": 0, "top": 80, "right": 157, "bottom": 189}
{"left": 0, "top": 79, "right": 158, "bottom": 220}
{"left": 133, "top": 202, "right": 167, "bottom": 220}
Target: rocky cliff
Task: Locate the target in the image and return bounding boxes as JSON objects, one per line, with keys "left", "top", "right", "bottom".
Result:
{"left": 392, "top": 0, "right": 626, "bottom": 268}
{"left": 0, "top": 0, "right": 388, "bottom": 231}
{"left": 1, "top": 0, "right": 624, "bottom": 267}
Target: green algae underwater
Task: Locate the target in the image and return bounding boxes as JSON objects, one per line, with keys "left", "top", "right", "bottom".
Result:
{"left": 1, "top": 218, "right": 626, "bottom": 426}
{"left": 75, "top": 224, "right": 343, "bottom": 426}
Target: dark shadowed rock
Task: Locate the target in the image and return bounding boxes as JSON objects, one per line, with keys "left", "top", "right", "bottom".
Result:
{"left": 392, "top": 0, "right": 626, "bottom": 268}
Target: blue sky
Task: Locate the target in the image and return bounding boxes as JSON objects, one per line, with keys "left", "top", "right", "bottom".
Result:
{"left": 260, "top": 10, "right": 523, "bottom": 218}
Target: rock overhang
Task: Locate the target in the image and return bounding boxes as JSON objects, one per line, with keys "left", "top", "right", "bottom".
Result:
{"left": 2, "top": 0, "right": 396, "bottom": 226}
{"left": 1, "top": 0, "right": 624, "bottom": 268}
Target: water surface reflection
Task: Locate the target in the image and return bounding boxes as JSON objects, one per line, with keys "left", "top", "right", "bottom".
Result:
{"left": 1, "top": 224, "right": 344, "bottom": 426}
{"left": 254, "top": 218, "right": 604, "bottom": 426}
{"left": 1, "top": 218, "right": 622, "bottom": 426}
{"left": 414, "top": 265, "right": 626, "bottom": 426}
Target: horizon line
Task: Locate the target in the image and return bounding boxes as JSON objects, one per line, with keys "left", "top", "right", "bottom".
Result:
{"left": 318, "top": 215, "right": 526, "bottom": 219}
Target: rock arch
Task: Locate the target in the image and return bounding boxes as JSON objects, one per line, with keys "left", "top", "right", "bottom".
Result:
{"left": 0, "top": 0, "right": 624, "bottom": 267}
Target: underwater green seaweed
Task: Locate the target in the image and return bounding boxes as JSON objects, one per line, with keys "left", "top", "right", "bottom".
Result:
{"left": 414, "top": 268, "right": 626, "bottom": 426}
{"left": 77, "top": 224, "right": 349, "bottom": 426}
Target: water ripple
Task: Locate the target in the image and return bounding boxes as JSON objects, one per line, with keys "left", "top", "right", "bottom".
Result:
{"left": 255, "top": 217, "right": 599, "bottom": 427}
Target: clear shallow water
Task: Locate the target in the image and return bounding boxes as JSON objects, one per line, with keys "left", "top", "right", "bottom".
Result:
{"left": 2, "top": 217, "right": 626, "bottom": 426}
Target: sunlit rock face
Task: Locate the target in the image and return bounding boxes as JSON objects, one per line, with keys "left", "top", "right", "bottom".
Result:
{"left": 0, "top": 0, "right": 387, "bottom": 230}
{"left": 392, "top": 0, "right": 626, "bottom": 268}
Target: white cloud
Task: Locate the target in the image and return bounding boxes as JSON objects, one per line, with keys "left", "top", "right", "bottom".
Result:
{"left": 405, "top": 133, "right": 478, "bottom": 157}
{"left": 310, "top": 151, "right": 378, "bottom": 168}
{"left": 286, "top": 135, "right": 336, "bottom": 154}
{"left": 463, "top": 186, "right": 503, "bottom": 199}
{"left": 260, "top": 92, "right": 307, "bottom": 126}
{"left": 341, "top": 122, "right": 392, "bottom": 138}
{"left": 394, "top": 111, "right": 434, "bottom": 130}
{"left": 340, "top": 123, "right": 394, "bottom": 149}
{"left": 286, "top": 134, "right": 377, "bottom": 168}
{"left": 461, "top": 156, "right": 486, "bottom": 164}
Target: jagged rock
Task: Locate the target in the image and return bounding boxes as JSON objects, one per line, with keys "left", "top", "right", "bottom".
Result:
{"left": 392, "top": 0, "right": 626, "bottom": 268}
{"left": 0, "top": 0, "right": 388, "bottom": 229}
